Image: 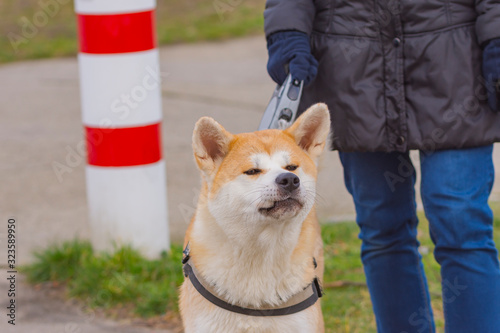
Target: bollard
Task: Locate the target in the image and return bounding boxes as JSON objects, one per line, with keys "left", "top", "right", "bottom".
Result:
{"left": 75, "top": 0, "right": 169, "bottom": 258}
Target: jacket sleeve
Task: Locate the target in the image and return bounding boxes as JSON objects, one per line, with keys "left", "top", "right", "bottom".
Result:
{"left": 476, "top": 0, "right": 500, "bottom": 46}
{"left": 264, "top": 0, "right": 316, "bottom": 38}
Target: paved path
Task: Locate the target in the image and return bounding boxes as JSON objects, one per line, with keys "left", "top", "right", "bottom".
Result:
{"left": 0, "top": 275, "right": 178, "bottom": 333}
{"left": 2, "top": 35, "right": 500, "bottom": 332}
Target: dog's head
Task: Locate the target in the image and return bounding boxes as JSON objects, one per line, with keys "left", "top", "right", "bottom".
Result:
{"left": 192, "top": 103, "right": 330, "bottom": 228}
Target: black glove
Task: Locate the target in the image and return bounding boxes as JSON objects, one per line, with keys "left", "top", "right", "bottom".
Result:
{"left": 266, "top": 31, "right": 318, "bottom": 86}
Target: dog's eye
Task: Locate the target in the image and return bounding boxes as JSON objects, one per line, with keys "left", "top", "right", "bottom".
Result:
{"left": 285, "top": 165, "right": 298, "bottom": 171}
{"left": 244, "top": 168, "right": 262, "bottom": 176}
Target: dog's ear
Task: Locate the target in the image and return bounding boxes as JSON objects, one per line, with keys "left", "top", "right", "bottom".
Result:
{"left": 192, "top": 117, "right": 233, "bottom": 174}
{"left": 285, "top": 103, "right": 331, "bottom": 160}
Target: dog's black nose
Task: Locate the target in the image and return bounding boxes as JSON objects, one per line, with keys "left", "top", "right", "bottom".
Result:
{"left": 276, "top": 173, "right": 300, "bottom": 192}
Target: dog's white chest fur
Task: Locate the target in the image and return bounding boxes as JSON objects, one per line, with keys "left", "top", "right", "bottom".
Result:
{"left": 192, "top": 211, "right": 310, "bottom": 306}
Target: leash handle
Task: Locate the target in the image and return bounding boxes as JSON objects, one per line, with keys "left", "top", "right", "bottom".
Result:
{"left": 258, "top": 74, "right": 304, "bottom": 130}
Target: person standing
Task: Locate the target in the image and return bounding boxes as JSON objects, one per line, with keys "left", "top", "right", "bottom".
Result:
{"left": 264, "top": 1, "right": 500, "bottom": 332}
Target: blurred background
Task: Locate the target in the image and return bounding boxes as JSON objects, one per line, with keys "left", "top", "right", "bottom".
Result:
{"left": 0, "top": 0, "right": 357, "bottom": 265}
{"left": 0, "top": 0, "right": 266, "bottom": 63}
{"left": 1, "top": 1, "right": 499, "bottom": 332}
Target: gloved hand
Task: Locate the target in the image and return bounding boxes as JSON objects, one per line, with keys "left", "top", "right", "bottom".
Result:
{"left": 266, "top": 31, "right": 318, "bottom": 86}
{"left": 483, "top": 38, "right": 500, "bottom": 112}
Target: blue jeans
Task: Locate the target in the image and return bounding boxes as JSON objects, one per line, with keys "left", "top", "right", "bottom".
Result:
{"left": 339, "top": 145, "right": 500, "bottom": 333}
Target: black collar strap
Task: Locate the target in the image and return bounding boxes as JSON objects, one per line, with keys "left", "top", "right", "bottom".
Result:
{"left": 182, "top": 243, "right": 323, "bottom": 317}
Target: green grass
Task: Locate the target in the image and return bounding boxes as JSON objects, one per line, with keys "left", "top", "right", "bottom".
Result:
{"left": 0, "top": 0, "right": 266, "bottom": 64}
{"left": 24, "top": 241, "right": 184, "bottom": 318}
{"left": 23, "top": 204, "right": 500, "bottom": 332}
{"left": 321, "top": 222, "right": 375, "bottom": 332}
{"left": 321, "top": 203, "right": 500, "bottom": 332}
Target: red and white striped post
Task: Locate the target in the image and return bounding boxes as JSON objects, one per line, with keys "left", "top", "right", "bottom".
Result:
{"left": 75, "top": 0, "right": 169, "bottom": 257}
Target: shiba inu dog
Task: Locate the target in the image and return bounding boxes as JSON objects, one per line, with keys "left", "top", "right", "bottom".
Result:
{"left": 179, "top": 103, "right": 330, "bottom": 333}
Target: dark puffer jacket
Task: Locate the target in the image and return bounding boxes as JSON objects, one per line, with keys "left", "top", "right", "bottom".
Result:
{"left": 264, "top": 0, "right": 500, "bottom": 152}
